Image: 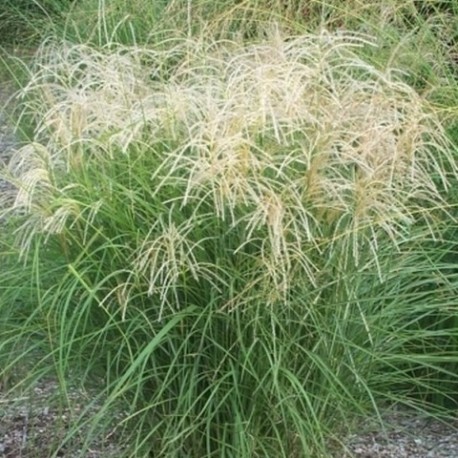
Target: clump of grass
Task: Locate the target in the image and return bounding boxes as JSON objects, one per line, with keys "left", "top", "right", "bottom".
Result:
{"left": 1, "top": 29, "right": 457, "bottom": 456}
{"left": 11, "top": 30, "right": 456, "bottom": 298}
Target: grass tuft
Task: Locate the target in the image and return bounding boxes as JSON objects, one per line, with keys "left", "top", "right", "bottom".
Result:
{"left": 1, "top": 12, "right": 457, "bottom": 458}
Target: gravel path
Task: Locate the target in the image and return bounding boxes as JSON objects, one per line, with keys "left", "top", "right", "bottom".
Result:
{"left": 1, "top": 76, "right": 457, "bottom": 458}
{"left": 338, "top": 409, "right": 458, "bottom": 458}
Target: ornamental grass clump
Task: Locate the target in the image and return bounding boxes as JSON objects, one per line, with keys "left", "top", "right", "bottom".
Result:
{"left": 8, "top": 31, "right": 455, "bottom": 313}
{"left": 1, "top": 30, "right": 457, "bottom": 456}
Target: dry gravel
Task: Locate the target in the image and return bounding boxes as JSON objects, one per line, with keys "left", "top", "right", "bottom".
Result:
{"left": 1, "top": 74, "right": 458, "bottom": 458}
{"left": 0, "top": 377, "right": 124, "bottom": 458}
{"left": 338, "top": 408, "right": 458, "bottom": 458}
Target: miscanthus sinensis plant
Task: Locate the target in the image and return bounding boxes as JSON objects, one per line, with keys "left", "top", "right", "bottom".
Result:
{"left": 1, "top": 29, "right": 457, "bottom": 456}
{"left": 7, "top": 30, "right": 456, "bottom": 312}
